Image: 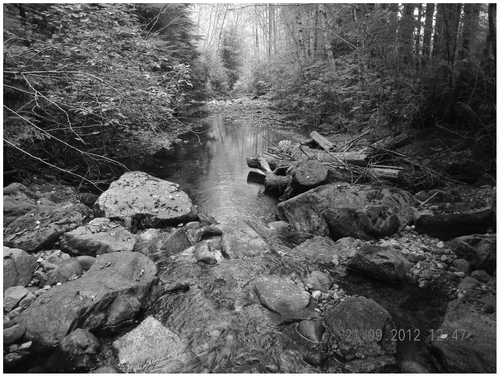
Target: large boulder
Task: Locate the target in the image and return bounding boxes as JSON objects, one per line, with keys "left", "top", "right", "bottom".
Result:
{"left": 60, "top": 218, "right": 137, "bottom": 256}
{"left": 414, "top": 208, "right": 495, "bottom": 241}
{"left": 281, "top": 160, "right": 330, "bottom": 199}
{"left": 324, "top": 296, "right": 397, "bottom": 360}
{"left": 220, "top": 223, "right": 270, "bottom": 259}
{"left": 448, "top": 234, "right": 496, "bottom": 274}
{"left": 3, "top": 183, "right": 40, "bottom": 226}
{"left": 323, "top": 205, "right": 400, "bottom": 241}
{"left": 348, "top": 245, "right": 412, "bottom": 283}
{"left": 4, "top": 202, "right": 90, "bottom": 252}
{"left": 276, "top": 183, "right": 415, "bottom": 237}
{"left": 95, "top": 171, "right": 198, "bottom": 230}
{"left": 253, "top": 276, "right": 316, "bottom": 320}
{"left": 429, "top": 298, "right": 496, "bottom": 373}
{"left": 3, "top": 247, "right": 37, "bottom": 292}
{"left": 112, "top": 316, "right": 192, "bottom": 373}
{"left": 17, "top": 251, "right": 162, "bottom": 349}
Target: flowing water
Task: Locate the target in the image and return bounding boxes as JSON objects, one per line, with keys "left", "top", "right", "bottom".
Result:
{"left": 109, "top": 109, "right": 447, "bottom": 373}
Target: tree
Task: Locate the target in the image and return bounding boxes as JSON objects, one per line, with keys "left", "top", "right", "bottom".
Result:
{"left": 422, "top": 3, "right": 435, "bottom": 59}
{"left": 3, "top": 3, "right": 202, "bottom": 185}
{"left": 460, "top": 3, "right": 481, "bottom": 60}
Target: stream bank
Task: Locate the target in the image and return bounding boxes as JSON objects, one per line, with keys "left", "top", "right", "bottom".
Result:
{"left": 3, "top": 97, "right": 496, "bottom": 373}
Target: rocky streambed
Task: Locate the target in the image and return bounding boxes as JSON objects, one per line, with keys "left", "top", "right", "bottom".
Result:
{"left": 3, "top": 167, "right": 496, "bottom": 373}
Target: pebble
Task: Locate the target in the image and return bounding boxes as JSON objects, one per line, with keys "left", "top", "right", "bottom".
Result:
{"left": 419, "top": 280, "right": 429, "bottom": 288}
{"left": 436, "top": 241, "right": 445, "bottom": 248}
{"left": 457, "top": 293, "right": 465, "bottom": 299}
{"left": 453, "top": 271, "right": 466, "bottom": 278}
{"left": 436, "top": 263, "right": 443, "bottom": 269}
{"left": 440, "top": 254, "right": 448, "bottom": 262}
{"left": 311, "top": 291, "right": 322, "bottom": 301}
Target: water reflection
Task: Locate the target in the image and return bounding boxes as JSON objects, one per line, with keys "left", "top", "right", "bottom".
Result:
{"left": 139, "top": 115, "right": 299, "bottom": 225}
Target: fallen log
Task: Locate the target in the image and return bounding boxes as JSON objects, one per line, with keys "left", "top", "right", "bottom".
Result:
{"left": 310, "top": 131, "right": 335, "bottom": 151}
{"left": 368, "top": 167, "right": 403, "bottom": 180}
{"left": 291, "top": 146, "right": 369, "bottom": 166}
{"left": 246, "top": 156, "right": 278, "bottom": 171}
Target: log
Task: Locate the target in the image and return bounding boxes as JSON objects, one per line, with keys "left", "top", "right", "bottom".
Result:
{"left": 368, "top": 167, "right": 403, "bottom": 180}
{"left": 246, "top": 165, "right": 289, "bottom": 194}
{"left": 291, "top": 146, "right": 369, "bottom": 166}
{"left": 257, "top": 157, "right": 272, "bottom": 173}
{"left": 247, "top": 170, "right": 266, "bottom": 185}
{"left": 246, "top": 155, "right": 278, "bottom": 171}
{"left": 246, "top": 155, "right": 295, "bottom": 175}
{"left": 310, "top": 131, "right": 335, "bottom": 151}
{"left": 265, "top": 174, "right": 290, "bottom": 194}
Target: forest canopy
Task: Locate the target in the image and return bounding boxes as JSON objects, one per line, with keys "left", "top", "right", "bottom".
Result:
{"left": 3, "top": 3, "right": 496, "bottom": 186}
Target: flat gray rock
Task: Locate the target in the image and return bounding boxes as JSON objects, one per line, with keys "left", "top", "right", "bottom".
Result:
{"left": 429, "top": 298, "right": 495, "bottom": 373}
{"left": 95, "top": 171, "right": 198, "bottom": 229}
{"left": 276, "top": 183, "right": 415, "bottom": 237}
{"left": 348, "top": 245, "right": 412, "bottom": 283}
{"left": 253, "top": 276, "right": 314, "bottom": 320}
{"left": 324, "top": 296, "right": 397, "bottom": 360}
{"left": 17, "top": 251, "right": 162, "bottom": 349}
{"left": 4, "top": 202, "right": 90, "bottom": 252}
{"left": 60, "top": 218, "right": 137, "bottom": 256}
{"left": 113, "top": 316, "right": 190, "bottom": 372}
{"left": 3, "top": 247, "right": 37, "bottom": 292}
{"left": 220, "top": 223, "right": 270, "bottom": 259}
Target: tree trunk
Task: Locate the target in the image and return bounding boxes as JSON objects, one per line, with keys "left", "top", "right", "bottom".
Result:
{"left": 415, "top": 4, "right": 423, "bottom": 63}
{"left": 318, "top": 4, "right": 336, "bottom": 70}
{"left": 296, "top": 5, "right": 306, "bottom": 62}
{"left": 442, "top": 4, "right": 462, "bottom": 64}
{"left": 399, "top": 4, "right": 415, "bottom": 65}
{"left": 487, "top": 3, "right": 496, "bottom": 61}
{"left": 460, "top": 3, "right": 481, "bottom": 59}
{"left": 422, "top": 3, "right": 435, "bottom": 59}
{"left": 432, "top": 4, "right": 444, "bottom": 59}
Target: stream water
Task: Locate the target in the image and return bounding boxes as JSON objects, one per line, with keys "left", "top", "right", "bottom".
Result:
{"left": 115, "top": 110, "right": 447, "bottom": 372}
{"left": 137, "top": 114, "right": 306, "bottom": 226}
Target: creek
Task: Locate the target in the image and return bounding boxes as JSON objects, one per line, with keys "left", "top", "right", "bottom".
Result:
{"left": 120, "top": 109, "right": 447, "bottom": 372}
{"left": 135, "top": 114, "right": 308, "bottom": 225}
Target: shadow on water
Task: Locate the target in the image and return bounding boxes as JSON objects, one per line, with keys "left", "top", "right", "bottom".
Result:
{"left": 137, "top": 115, "right": 305, "bottom": 225}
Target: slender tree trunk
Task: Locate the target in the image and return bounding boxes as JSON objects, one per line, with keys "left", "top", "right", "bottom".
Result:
{"left": 296, "top": 5, "right": 306, "bottom": 62}
{"left": 442, "top": 4, "right": 462, "bottom": 64}
{"left": 216, "top": 4, "right": 229, "bottom": 53}
{"left": 415, "top": 4, "right": 423, "bottom": 57}
{"left": 422, "top": 3, "right": 435, "bottom": 59}
{"left": 313, "top": 4, "right": 319, "bottom": 57}
{"left": 486, "top": 3, "right": 496, "bottom": 61}
{"left": 318, "top": 4, "right": 335, "bottom": 70}
{"left": 399, "top": 4, "right": 415, "bottom": 65}
{"left": 460, "top": 3, "right": 480, "bottom": 60}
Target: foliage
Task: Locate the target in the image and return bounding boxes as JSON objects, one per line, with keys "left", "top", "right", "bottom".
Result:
{"left": 3, "top": 3, "right": 204, "bottom": 184}
{"left": 219, "top": 26, "right": 243, "bottom": 91}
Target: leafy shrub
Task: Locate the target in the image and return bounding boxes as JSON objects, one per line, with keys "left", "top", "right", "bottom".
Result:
{"left": 3, "top": 4, "right": 203, "bottom": 183}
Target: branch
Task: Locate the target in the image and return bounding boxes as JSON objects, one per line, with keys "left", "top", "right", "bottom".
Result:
{"left": 4, "top": 138, "right": 103, "bottom": 192}
{"left": 4, "top": 105, "right": 130, "bottom": 172}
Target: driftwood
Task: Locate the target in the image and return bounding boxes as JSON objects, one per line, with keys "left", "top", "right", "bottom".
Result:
{"left": 246, "top": 156, "right": 278, "bottom": 171}
{"left": 291, "top": 146, "right": 369, "bottom": 167}
{"left": 246, "top": 130, "right": 452, "bottom": 197}
{"left": 310, "top": 131, "right": 335, "bottom": 151}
